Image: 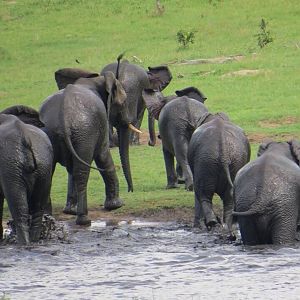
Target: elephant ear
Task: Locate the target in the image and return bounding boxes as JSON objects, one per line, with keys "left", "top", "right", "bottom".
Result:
{"left": 175, "top": 86, "right": 207, "bottom": 103}
{"left": 104, "top": 71, "right": 126, "bottom": 105}
{"left": 288, "top": 139, "right": 300, "bottom": 165}
{"left": 257, "top": 138, "right": 274, "bottom": 157}
{"left": 147, "top": 66, "right": 172, "bottom": 91}
{"left": 1, "top": 105, "right": 44, "bottom": 128}
{"left": 55, "top": 68, "right": 99, "bottom": 90}
{"left": 142, "top": 89, "right": 166, "bottom": 120}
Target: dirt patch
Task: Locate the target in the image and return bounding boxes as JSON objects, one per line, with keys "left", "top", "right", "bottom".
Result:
{"left": 170, "top": 55, "right": 244, "bottom": 66}
{"left": 258, "top": 116, "right": 298, "bottom": 128}
{"left": 137, "top": 130, "right": 162, "bottom": 146}
{"left": 221, "top": 69, "right": 266, "bottom": 78}
{"left": 53, "top": 206, "right": 195, "bottom": 225}
{"left": 247, "top": 132, "right": 297, "bottom": 144}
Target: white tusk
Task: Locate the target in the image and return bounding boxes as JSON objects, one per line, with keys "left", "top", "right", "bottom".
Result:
{"left": 128, "top": 123, "right": 142, "bottom": 134}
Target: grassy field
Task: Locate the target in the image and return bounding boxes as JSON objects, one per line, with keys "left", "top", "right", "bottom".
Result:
{"left": 1, "top": 0, "right": 300, "bottom": 220}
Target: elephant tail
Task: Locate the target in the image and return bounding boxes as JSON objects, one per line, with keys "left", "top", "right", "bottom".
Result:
{"left": 223, "top": 164, "right": 234, "bottom": 198}
{"left": 16, "top": 120, "right": 38, "bottom": 173}
{"left": 61, "top": 87, "right": 104, "bottom": 172}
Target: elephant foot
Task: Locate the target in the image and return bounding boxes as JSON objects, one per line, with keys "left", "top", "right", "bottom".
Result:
{"left": 148, "top": 140, "right": 155, "bottom": 147}
{"left": 185, "top": 182, "right": 194, "bottom": 191}
{"left": 177, "top": 177, "right": 185, "bottom": 184}
{"left": 194, "top": 218, "right": 205, "bottom": 229}
{"left": 104, "top": 198, "right": 124, "bottom": 211}
{"left": 76, "top": 215, "right": 91, "bottom": 226}
{"left": 166, "top": 183, "right": 179, "bottom": 189}
{"left": 63, "top": 205, "right": 77, "bottom": 215}
{"left": 205, "top": 216, "right": 218, "bottom": 231}
{"left": 30, "top": 228, "right": 42, "bottom": 242}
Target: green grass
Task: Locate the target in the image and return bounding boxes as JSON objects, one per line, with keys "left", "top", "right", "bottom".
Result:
{"left": 1, "top": 0, "right": 300, "bottom": 220}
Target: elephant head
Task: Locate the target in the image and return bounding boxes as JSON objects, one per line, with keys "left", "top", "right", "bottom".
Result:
{"left": 142, "top": 86, "right": 207, "bottom": 121}
{"left": 258, "top": 139, "right": 300, "bottom": 165}
{"left": 197, "top": 112, "right": 230, "bottom": 127}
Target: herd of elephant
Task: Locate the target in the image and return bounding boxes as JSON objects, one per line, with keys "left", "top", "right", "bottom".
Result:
{"left": 0, "top": 55, "right": 300, "bottom": 246}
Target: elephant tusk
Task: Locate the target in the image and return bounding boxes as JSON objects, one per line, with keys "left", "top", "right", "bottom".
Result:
{"left": 128, "top": 123, "right": 142, "bottom": 134}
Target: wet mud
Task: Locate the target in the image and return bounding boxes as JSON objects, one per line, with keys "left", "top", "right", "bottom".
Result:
{"left": 1, "top": 219, "right": 300, "bottom": 300}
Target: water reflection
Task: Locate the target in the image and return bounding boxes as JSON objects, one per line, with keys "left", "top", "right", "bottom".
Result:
{"left": 1, "top": 219, "right": 300, "bottom": 300}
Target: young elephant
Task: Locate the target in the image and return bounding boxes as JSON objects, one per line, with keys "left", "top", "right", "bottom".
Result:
{"left": 0, "top": 114, "right": 53, "bottom": 245}
{"left": 188, "top": 112, "right": 250, "bottom": 234}
{"left": 233, "top": 140, "right": 300, "bottom": 245}
{"left": 143, "top": 87, "right": 208, "bottom": 191}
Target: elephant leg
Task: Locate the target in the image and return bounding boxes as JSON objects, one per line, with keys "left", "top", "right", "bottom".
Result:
{"left": 238, "top": 216, "right": 261, "bottom": 245}
{"left": 94, "top": 149, "right": 123, "bottom": 211}
{"left": 271, "top": 213, "right": 298, "bottom": 244}
{"left": 194, "top": 194, "right": 205, "bottom": 228}
{"left": 130, "top": 106, "right": 146, "bottom": 145}
{"left": 63, "top": 172, "right": 77, "bottom": 215}
{"left": 72, "top": 162, "right": 91, "bottom": 226}
{"left": 29, "top": 178, "right": 52, "bottom": 242}
{"left": 174, "top": 140, "right": 193, "bottom": 191}
{"left": 200, "top": 192, "right": 218, "bottom": 229}
{"left": 109, "top": 124, "right": 118, "bottom": 148}
{"left": 148, "top": 113, "right": 156, "bottom": 147}
{"left": 222, "top": 188, "right": 234, "bottom": 235}
{"left": 6, "top": 188, "right": 30, "bottom": 245}
{"left": 176, "top": 163, "right": 184, "bottom": 184}
{"left": 0, "top": 195, "right": 3, "bottom": 241}
{"left": 162, "top": 147, "right": 178, "bottom": 189}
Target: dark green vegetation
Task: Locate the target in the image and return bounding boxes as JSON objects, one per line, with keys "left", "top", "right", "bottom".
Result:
{"left": 1, "top": 0, "right": 299, "bottom": 219}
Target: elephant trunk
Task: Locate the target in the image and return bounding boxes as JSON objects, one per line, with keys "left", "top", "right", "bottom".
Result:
{"left": 118, "top": 126, "right": 133, "bottom": 192}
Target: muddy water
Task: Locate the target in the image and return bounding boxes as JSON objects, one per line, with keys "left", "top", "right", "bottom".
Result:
{"left": 1, "top": 220, "right": 300, "bottom": 300}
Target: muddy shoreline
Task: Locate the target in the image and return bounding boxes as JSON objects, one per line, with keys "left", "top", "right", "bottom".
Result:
{"left": 52, "top": 206, "right": 196, "bottom": 225}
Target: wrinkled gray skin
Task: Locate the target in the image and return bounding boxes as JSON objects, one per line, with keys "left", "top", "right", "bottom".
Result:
{"left": 143, "top": 87, "right": 208, "bottom": 190}
{"left": 188, "top": 113, "right": 250, "bottom": 235}
{"left": 101, "top": 60, "right": 172, "bottom": 146}
{"left": 0, "top": 114, "right": 53, "bottom": 245}
{"left": 233, "top": 140, "right": 300, "bottom": 245}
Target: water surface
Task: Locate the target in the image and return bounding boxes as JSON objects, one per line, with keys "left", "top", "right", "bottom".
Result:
{"left": 1, "top": 220, "right": 300, "bottom": 299}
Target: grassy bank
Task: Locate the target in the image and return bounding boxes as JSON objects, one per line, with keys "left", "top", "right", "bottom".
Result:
{"left": 1, "top": 0, "right": 300, "bottom": 221}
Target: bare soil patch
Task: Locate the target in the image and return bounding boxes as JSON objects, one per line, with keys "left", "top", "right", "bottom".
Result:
{"left": 170, "top": 54, "right": 244, "bottom": 65}
{"left": 221, "top": 69, "right": 266, "bottom": 78}
{"left": 258, "top": 116, "right": 298, "bottom": 128}
{"left": 247, "top": 132, "right": 297, "bottom": 144}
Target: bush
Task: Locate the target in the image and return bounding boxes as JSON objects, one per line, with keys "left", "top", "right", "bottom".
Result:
{"left": 176, "top": 30, "right": 196, "bottom": 48}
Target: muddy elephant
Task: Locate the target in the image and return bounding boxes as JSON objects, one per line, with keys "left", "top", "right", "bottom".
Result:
{"left": 55, "top": 58, "right": 172, "bottom": 147}
{"left": 143, "top": 87, "right": 207, "bottom": 190}
{"left": 188, "top": 112, "right": 250, "bottom": 235}
{"left": 0, "top": 114, "right": 53, "bottom": 245}
{"left": 233, "top": 140, "right": 300, "bottom": 245}
{"left": 5, "top": 66, "right": 140, "bottom": 226}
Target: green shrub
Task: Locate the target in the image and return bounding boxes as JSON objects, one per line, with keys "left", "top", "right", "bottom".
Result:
{"left": 255, "top": 18, "right": 274, "bottom": 48}
{"left": 176, "top": 30, "right": 196, "bottom": 48}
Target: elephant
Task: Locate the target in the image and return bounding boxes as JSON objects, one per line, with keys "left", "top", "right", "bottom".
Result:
{"left": 0, "top": 114, "right": 53, "bottom": 245}
{"left": 187, "top": 112, "right": 250, "bottom": 235}
{"left": 55, "top": 58, "right": 172, "bottom": 147}
{"left": 143, "top": 86, "right": 208, "bottom": 190}
{"left": 233, "top": 139, "right": 300, "bottom": 245}
{"left": 100, "top": 59, "right": 172, "bottom": 146}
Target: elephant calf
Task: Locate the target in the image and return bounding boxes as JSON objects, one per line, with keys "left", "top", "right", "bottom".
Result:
{"left": 143, "top": 86, "right": 208, "bottom": 191}
{"left": 188, "top": 112, "right": 250, "bottom": 235}
{"left": 233, "top": 140, "right": 300, "bottom": 245}
{"left": 0, "top": 114, "right": 53, "bottom": 245}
